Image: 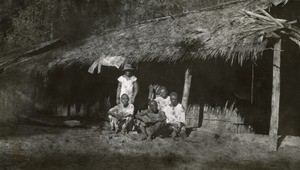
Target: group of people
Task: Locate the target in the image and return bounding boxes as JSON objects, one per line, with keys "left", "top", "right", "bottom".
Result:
{"left": 107, "top": 64, "right": 186, "bottom": 140}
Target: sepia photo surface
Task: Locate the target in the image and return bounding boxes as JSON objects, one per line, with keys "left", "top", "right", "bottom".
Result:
{"left": 0, "top": 0, "right": 300, "bottom": 169}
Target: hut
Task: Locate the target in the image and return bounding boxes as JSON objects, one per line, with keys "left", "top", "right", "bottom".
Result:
{"left": 0, "top": 0, "right": 299, "bottom": 150}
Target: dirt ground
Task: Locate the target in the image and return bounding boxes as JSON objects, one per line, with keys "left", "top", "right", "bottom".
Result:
{"left": 0, "top": 124, "right": 300, "bottom": 170}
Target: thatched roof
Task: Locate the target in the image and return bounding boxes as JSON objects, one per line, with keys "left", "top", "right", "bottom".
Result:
{"left": 1, "top": 0, "right": 299, "bottom": 73}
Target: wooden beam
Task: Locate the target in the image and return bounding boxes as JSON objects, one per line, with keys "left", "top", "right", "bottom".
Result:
{"left": 241, "top": 10, "right": 287, "bottom": 24}
{"left": 269, "top": 39, "right": 281, "bottom": 151}
{"left": 257, "top": 8, "right": 284, "bottom": 28}
{"left": 182, "top": 68, "right": 192, "bottom": 110}
{"left": 251, "top": 63, "right": 254, "bottom": 104}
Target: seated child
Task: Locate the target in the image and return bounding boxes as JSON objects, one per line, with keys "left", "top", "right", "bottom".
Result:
{"left": 108, "top": 94, "right": 134, "bottom": 134}
{"left": 163, "top": 92, "right": 187, "bottom": 139}
{"left": 135, "top": 100, "right": 167, "bottom": 140}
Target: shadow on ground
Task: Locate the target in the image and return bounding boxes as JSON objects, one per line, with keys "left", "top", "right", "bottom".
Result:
{"left": 2, "top": 152, "right": 300, "bottom": 170}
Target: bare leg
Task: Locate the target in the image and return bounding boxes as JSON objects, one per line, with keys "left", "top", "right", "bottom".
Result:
{"left": 139, "top": 124, "right": 149, "bottom": 140}
{"left": 122, "top": 117, "right": 132, "bottom": 134}
{"left": 109, "top": 115, "right": 117, "bottom": 132}
{"left": 179, "top": 125, "right": 187, "bottom": 138}
{"left": 168, "top": 123, "right": 179, "bottom": 139}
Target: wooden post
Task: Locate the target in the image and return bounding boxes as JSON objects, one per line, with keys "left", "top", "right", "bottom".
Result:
{"left": 182, "top": 68, "right": 192, "bottom": 110}
{"left": 269, "top": 39, "right": 281, "bottom": 151}
{"left": 251, "top": 63, "right": 254, "bottom": 104}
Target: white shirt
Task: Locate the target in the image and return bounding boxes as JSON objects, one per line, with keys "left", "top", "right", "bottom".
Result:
{"left": 118, "top": 75, "right": 137, "bottom": 99}
{"left": 109, "top": 103, "right": 134, "bottom": 117}
{"left": 163, "top": 103, "right": 186, "bottom": 124}
{"left": 155, "top": 96, "right": 171, "bottom": 110}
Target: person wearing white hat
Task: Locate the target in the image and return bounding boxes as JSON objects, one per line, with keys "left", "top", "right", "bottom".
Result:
{"left": 116, "top": 63, "right": 139, "bottom": 105}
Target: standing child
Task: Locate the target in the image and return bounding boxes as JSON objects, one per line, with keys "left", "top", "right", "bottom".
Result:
{"left": 116, "top": 63, "right": 139, "bottom": 104}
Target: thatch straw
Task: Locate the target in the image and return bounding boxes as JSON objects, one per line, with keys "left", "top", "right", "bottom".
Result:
{"left": 0, "top": 0, "right": 296, "bottom": 73}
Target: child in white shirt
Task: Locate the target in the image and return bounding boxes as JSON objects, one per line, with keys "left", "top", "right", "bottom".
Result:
{"left": 154, "top": 86, "right": 171, "bottom": 111}
{"left": 116, "top": 64, "right": 139, "bottom": 104}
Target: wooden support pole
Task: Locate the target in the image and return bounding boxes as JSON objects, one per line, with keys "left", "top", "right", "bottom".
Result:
{"left": 182, "top": 68, "right": 192, "bottom": 110}
{"left": 251, "top": 63, "right": 254, "bottom": 104}
{"left": 269, "top": 39, "right": 281, "bottom": 151}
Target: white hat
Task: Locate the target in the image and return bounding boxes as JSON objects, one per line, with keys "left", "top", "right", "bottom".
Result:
{"left": 122, "top": 63, "right": 134, "bottom": 71}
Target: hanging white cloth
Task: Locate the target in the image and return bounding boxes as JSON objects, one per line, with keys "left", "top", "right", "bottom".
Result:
{"left": 88, "top": 56, "right": 126, "bottom": 74}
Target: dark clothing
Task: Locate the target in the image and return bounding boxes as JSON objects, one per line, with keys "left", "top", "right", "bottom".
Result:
{"left": 166, "top": 123, "right": 187, "bottom": 138}
{"left": 145, "top": 122, "right": 166, "bottom": 135}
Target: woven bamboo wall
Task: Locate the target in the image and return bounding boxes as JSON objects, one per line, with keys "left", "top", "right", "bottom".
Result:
{"left": 202, "top": 102, "right": 254, "bottom": 134}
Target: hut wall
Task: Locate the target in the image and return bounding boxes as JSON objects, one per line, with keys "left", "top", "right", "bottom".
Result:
{"left": 43, "top": 65, "right": 120, "bottom": 119}
{"left": 0, "top": 70, "right": 37, "bottom": 124}
{"left": 188, "top": 59, "right": 271, "bottom": 134}
{"left": 188, "top": 39, "right": 300, "bottom": 137}
{"left": 0, "top": 65, "right": 121, "bottom": 124}
{"left": 201, "top": 103, "right": 254, "bottom": 134}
